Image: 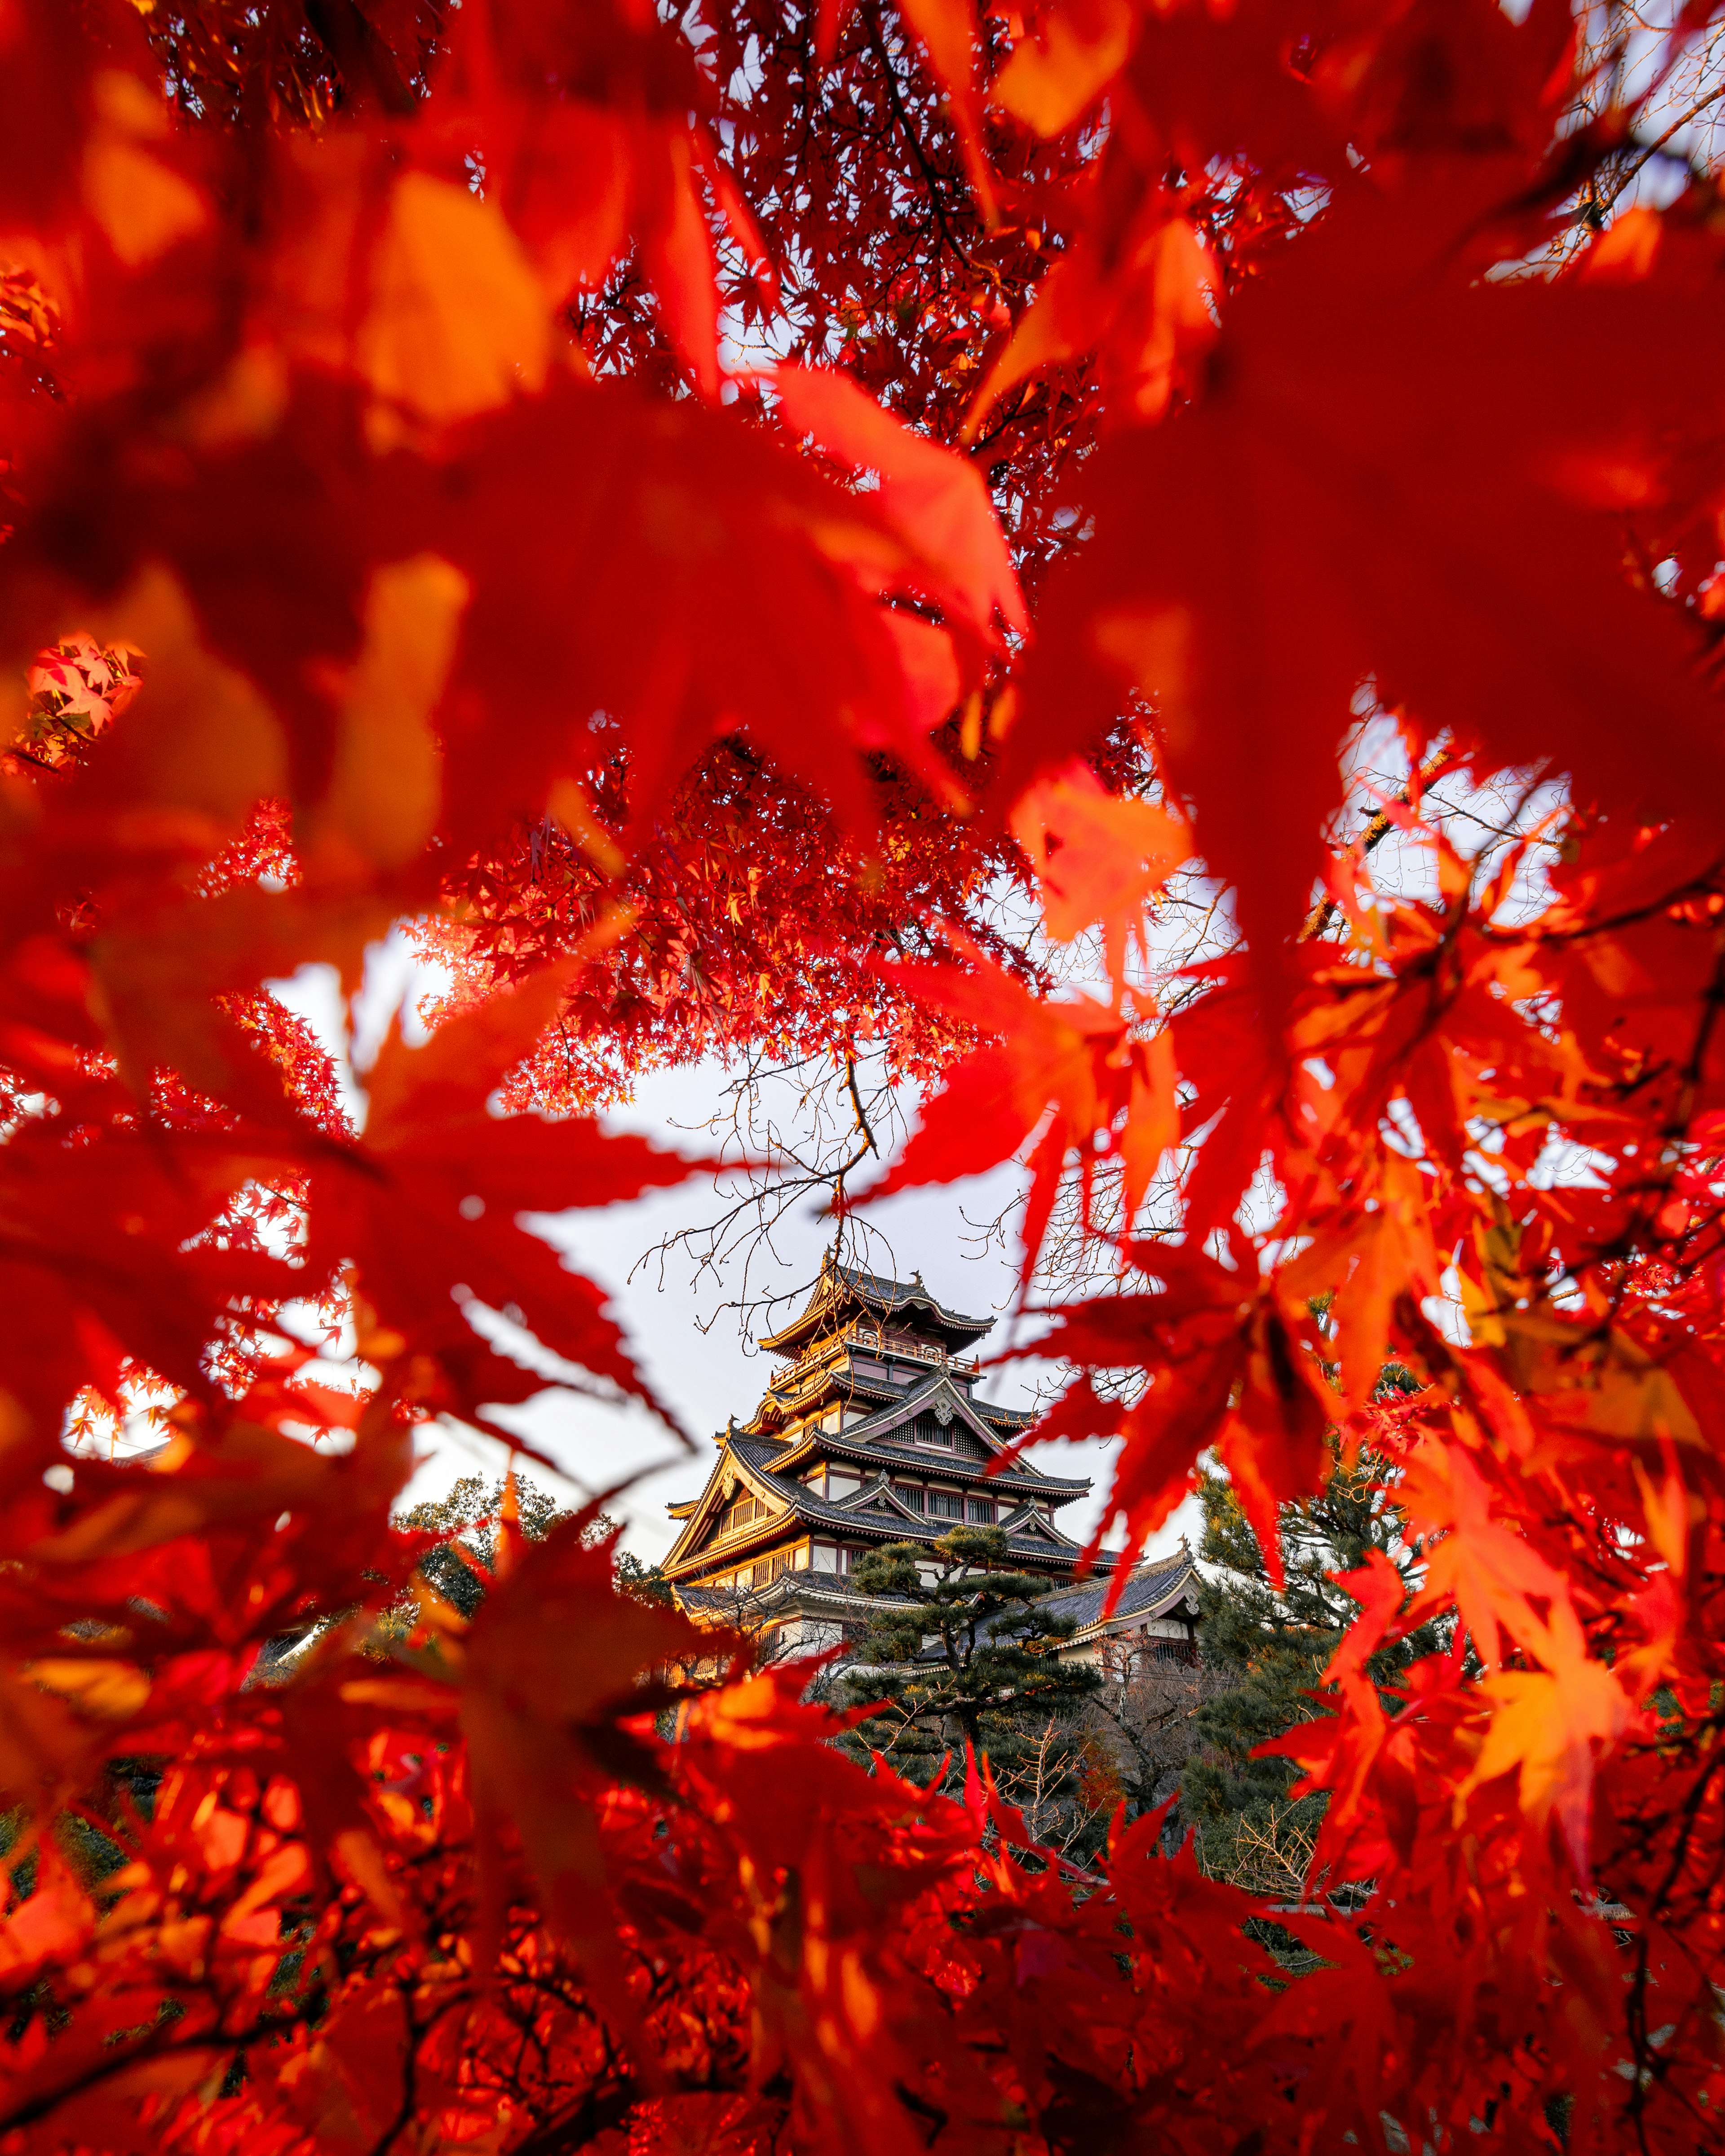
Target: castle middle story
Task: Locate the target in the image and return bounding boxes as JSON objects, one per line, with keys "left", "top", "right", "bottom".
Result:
{"left": 661, "top": 1256, "right": 1121, "bottom": 1655}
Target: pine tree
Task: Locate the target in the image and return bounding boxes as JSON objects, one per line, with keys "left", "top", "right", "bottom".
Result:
{"left": 842, "top": 1526, "right": 1101, "bottom": 1789}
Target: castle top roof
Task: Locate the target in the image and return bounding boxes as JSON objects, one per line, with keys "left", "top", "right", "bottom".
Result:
{"left": 758, "top": 1255, "right": 993, "bottom": 1356}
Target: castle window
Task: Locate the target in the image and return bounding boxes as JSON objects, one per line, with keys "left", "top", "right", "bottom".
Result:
{"left": 918, "top": 1418, "right": 954, "bottom": 1447}
{"left": 966, "top": 1497, "right": 994, "bottom": 1523}
{"left": 718, "top": 1492, "right": 767, "bottom": 1537}
{"left": 893, "top": 1482, "right": 925, "bottom": 1511}
{"left": 928, "top": 1489, "right": 963, "bottom": 1519}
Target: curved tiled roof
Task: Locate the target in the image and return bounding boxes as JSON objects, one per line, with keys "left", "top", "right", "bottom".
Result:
{"left": 674, "top": 1572, "right": 864, "bottom": 1620}
{"left": 752, "top": 1356, "right": 1034, "bottom": 1440}
{"left": 762, "top": 1376, "right": 1087, "bottom": 1497}
{"left": 909, "top": 1551, "right": 1194, "bottom": 1661}
{"left": 1034, "top": 1551, "right": 1196, "bottom": 1633}
{"left": 759, "top": 1258, "right": 993, "bottom": 1355}
{"left": 738, "top": 1438, "right": 1088, "bottom": 1551}
{"left": 774, "top": 1428, "right": 1085, "bottom": 1498}
{"left": 832, "top": 1372, "right": 1046, "bottom": 1449}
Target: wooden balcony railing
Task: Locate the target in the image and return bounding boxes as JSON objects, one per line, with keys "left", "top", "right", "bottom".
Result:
{"left": 769, "top": 1330, "right": 981, "bottom": 1393}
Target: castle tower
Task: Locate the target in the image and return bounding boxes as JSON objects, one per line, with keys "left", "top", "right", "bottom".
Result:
{"left": 661, "top": 1255, "right": 1114, "bottom": 1654}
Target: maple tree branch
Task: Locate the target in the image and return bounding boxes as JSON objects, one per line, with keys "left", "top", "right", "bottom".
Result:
{"left": 1, "top": 741, "right": 65, "bottom": 775}
{"left": 1299, "top": 748, "right": 1455, "bottom": 942}
{"left": 864, "top": 4, "right": 973, "bottom": 273}
{"left": 624, "top": 1044, "right": 926, "bottom": 1334}
{"left": 303, "top": 0, "right": 417, "bottom": 115}
{"left": 840, "top": 1052, "right": 880, "bottom": 1168}
{"left": 1592, "top": 77, "right": 1725, "bottom": 221}
{"left": 501, "top": 2074, "right": 638, "bottom": 2156}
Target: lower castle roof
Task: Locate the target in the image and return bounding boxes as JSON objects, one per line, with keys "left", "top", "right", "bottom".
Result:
{"left": 909, "top": 1550, "right": 1197, "bottom": 1662}
{"left": 1033, "top": 1550, "right": 1197, "bottom": 1634}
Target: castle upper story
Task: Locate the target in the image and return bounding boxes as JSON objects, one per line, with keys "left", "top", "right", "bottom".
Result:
{"left": 746, "top": 1259, "right": 1025, "bottom": 1437}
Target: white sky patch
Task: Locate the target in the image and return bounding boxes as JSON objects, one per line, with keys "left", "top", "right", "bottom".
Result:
{"left": 267, "top": 923, "right": 446, "bottom": 1131}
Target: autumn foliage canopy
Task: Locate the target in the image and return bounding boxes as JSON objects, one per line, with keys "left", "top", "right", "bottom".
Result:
{"left": 2, "top": 0, "right": 1725, "bottom": 2149}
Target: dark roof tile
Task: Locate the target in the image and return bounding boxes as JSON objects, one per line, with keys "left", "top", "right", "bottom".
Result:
{"left": 759, "top": 1257, "right": 992, "bottom": 1353}
{"left": 1035, "top": 1555, "right": 1195, "bottom": 1631}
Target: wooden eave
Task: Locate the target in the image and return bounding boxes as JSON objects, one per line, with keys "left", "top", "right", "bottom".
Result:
{"left": 837, "top": 1377, "right": 1087, "bottom": 1490}
{"left": 745, "top": 1372, "right": 1088, "bottom": 1497}
{"left": 749, "top": 1356, "right": 1031, "bottom": 1442}
{"left": 757, "top": 1263, "right": 992, "bottom": 1357}
{"left": 827, "top": 1471, "right": 932, "bottom": 1527}
{"left": 839, "top": 1372, "right": 1022, "bottom": 1453}
{"left": 1036, "top": 1558, "right": 1201, "bottom": 1644}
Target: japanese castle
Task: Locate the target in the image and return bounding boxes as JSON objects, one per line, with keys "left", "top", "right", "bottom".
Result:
{"left": 663, "top": 1257, "right": 1198, "bottom": 1658}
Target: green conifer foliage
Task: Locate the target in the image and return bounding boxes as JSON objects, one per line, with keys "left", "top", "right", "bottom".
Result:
{"left": 1185, "top": 1406, "right": 1442, "bottom": 1887}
